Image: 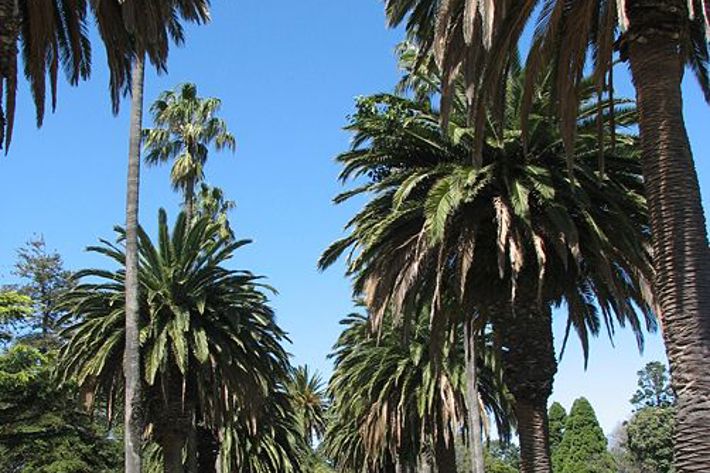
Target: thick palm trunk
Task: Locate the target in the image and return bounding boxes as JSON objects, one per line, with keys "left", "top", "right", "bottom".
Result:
{"left": 626, "top": 3, "right": 710, "bottom": 469}
{"left": 161, "top": 432, "right": 186, "bottom": 473}
{"left": 493, "top": 300, "right": 556, "bottom": 473}
{"left": 124, "top": 52, "right": 146, "bottom": 473}
{"left": 434, "top": 423, "right": 458, "bottom": 473}
{"left": 464, "top": 319, "right": 485, "bottom": 473}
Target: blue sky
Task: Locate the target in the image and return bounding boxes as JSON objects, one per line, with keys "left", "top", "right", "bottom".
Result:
{"left": 1, "top": 0, "right": 708, "bottom": 435}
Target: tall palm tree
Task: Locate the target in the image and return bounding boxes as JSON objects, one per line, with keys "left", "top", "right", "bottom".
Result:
{"left": 143, "top": 82, "right": 236, "bottom": 222}
{"left": 120, "top": 5, "right": 211, "bottom": 471}
{"left": 58, "top": 209, "right": 292, "bottom": 473}
{"left": 288, "top": 365, "right": 328, "bottom": 446}
{"left": 321, "top": 63, "right": 655, "bottom": 473}
{"left": 324, "top": 308, "right": 512, "bottom": 473}
{"left": 383, "top": 4, "right": 710, "bottom": 469}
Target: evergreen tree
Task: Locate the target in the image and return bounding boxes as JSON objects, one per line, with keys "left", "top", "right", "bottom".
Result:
{"left": 548, "top": 402, "right": 567, "bottom": 457}
{"left": 552, "top": 398, "right": 615, "bottom": 473}
{"left": 630, "top": 362, "right": 676, "bottom": 410}
{"left": 625, "top": 408, "right": 675, "bottom": 473}
{"left": 0, "top": 344, "right": 121, "bottom": 472}
{"left": 624, "top": 362, "right": 676, "bottom": 473}
{"left": 0, "top": 291, "right": 32, "bottom": 345}
{"left": 12, "top": 237, "right": 72, "bottom": 339}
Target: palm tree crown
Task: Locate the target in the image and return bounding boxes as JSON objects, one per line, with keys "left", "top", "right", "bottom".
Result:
{"left": 58, "top": 209, "right": 291, "bottom": 470}
{"left": 143, "top": 82, "right": 236, "bottom": 221}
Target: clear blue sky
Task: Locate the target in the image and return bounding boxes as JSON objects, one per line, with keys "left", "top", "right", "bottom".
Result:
{"left": 1, "top": 0, "right": 708, "bottom": 435}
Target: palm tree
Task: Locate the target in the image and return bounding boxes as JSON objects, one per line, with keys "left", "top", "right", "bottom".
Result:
{"left": 218, "top": 387, "right": 306, "bottom": 473}
{"left": 120, "top": 6, "right": 211, "bottom": 471}
{"left": 383, "top": 4, "right": 710, "bottom": 469}
{"left": 58, "top": 209, "right": 292, "bottom": 473}
{"left": 143, "top": 82, "right": 236, "bottom": 222}
{"left": 288, "top": 365, "right": 328, "bottom": 445}
{"left": 320, "top": 63, "right": 655, "bottom": 473}
{"left": 324, "top": 308, "right": 512, "bottom": 473}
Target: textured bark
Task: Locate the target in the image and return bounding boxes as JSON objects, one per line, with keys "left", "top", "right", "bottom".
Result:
{"left": 464, "top": 319, "right": 485, "bottom": 473}
{"left": 434, "top": 424, "right": 458, "bottom": 473}
{"left": 515, "top": 399, "right": 552, "bottom": 473}
{"left": 184, "top": 179, "right": 195, "bottom": 224}
{"left": 626, "top": 2, "right": 710, "bottom": 469}
{"left": 494, "top": 300, "right": 556, "bottom": 473}
{"left": 124, "top": 52, "right": 146, "bottom": 473}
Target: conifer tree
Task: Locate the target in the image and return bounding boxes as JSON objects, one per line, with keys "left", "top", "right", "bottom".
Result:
{"left": 552, "top": 398, "right": 615, "bottom": 473}
{"left": 548, "top": 402, "right": 567, "bottom": 457}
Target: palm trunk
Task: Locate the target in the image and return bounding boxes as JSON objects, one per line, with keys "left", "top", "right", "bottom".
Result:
{"left": 464, "top": 318, "right": 485, "bottom": 473}
{"left": 161, "top": 432, "right": 186, "bottom": 473}
{"left": 124, "top": 51, "right": 146, "bottom": 473}
{"left": 185, "top": 181, "right": 195, "bottom": 224}
{"left": 185, "top": 422, "right": 198, "bottom": 473}
{"left": 493, "top": 300, "right": 556, "bottom": 473}
{"left": 196, "top": 426, "right": 219, "bottom": 473}
{"left": 626, "top": 4, "right": 710, "bottom": 469}
{"left": 434, "top": 423, "right": 458, "bottom": 473}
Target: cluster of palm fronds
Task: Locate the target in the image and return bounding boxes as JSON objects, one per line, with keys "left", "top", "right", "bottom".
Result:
{"left": 319, "top": 45, "right": 656, "bottom": 472}
{"left": 56, "top": 209, "right": 318, "bottom": 472}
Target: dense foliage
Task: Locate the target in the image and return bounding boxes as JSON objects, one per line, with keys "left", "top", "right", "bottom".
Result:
{"left": 551, "top": 398, "right": 615, "bottom": 473}
{"left": 0, "top": 344, "right": 121, "bottom": 473}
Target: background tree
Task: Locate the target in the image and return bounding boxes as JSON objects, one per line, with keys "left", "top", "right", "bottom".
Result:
{"left": 631, "top": 362, "right": 676, "bottom": 410}
{"left": 143, "top": 83, "right": 236, "bottom": 222}
{"left": 484, "top": 441, "right": 520, "bottom": 473}
{"left": 288, "top": 365, "right": 327, "bottom": 445}
{"left": 0, "top": 344, "right": 121, "bottom": 473}
{"left": 196, "top": 184, "right": 236, "bottom": 240}
{"left": 618, "top": 362, "right": 676, "bottom": 473}
{"left": 548, "top": 403, "right": 567, "bottom": 459}
{"left": 625, "top": 408, "right": 675, "bottom": 473}
{"left": 0, "top": 290, "right": 32, "bottom": 345}
{"left": 552, "top": 398, "right": 615, "bottom": 473}
{"left": 12, "top": 236, "right": 72, "bottom": 338}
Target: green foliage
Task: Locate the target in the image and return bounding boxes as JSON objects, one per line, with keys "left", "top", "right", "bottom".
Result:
{"left": 625, "top": 407, "right": 675, "bottom": 473}
{"left": 630, "top": 362, "right": 675, "bottom": 410}
{"left": 552, "top": 398, "right": 615, "bottom": 473}
{"left": 548, "top": 402, "right": 567, "bottom": 456}
{"left": 484, "top": 441, "right": 519, "bottom": 473}
{"left": 10, "top": 236, "right": 72, "bottom": 339}
{"left": 288, "top": 365, "right": 328, "bottom": 444}
{"left": 143, "top": 83, "right": 236, "bottom": 216}
{"left": 59, "top": 209, "right": 294, "bottom": 470}
{"left": 324, "top": 307, "right": 511, "bottom": 472}
{"left": 0, "top": 291, "right": 32, "bottom": 344}
{"left": 0, "top": 344, "right": 120, "bottom": 473}
{"left": 196, "top": 183, "right": 237, "bottom": 240}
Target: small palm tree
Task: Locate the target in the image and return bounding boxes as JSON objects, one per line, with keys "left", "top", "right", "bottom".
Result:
{"left": 143, "top": 83, "right": 236, "bottom": 222}
{"left": 59, "top": 209, "right": 291, "bottom": 473}
{"left": 288, "top": 365, "right": 328, "bottom": 445}
{"left": 324, "top": 308, "right": 512, "bottom": 473}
